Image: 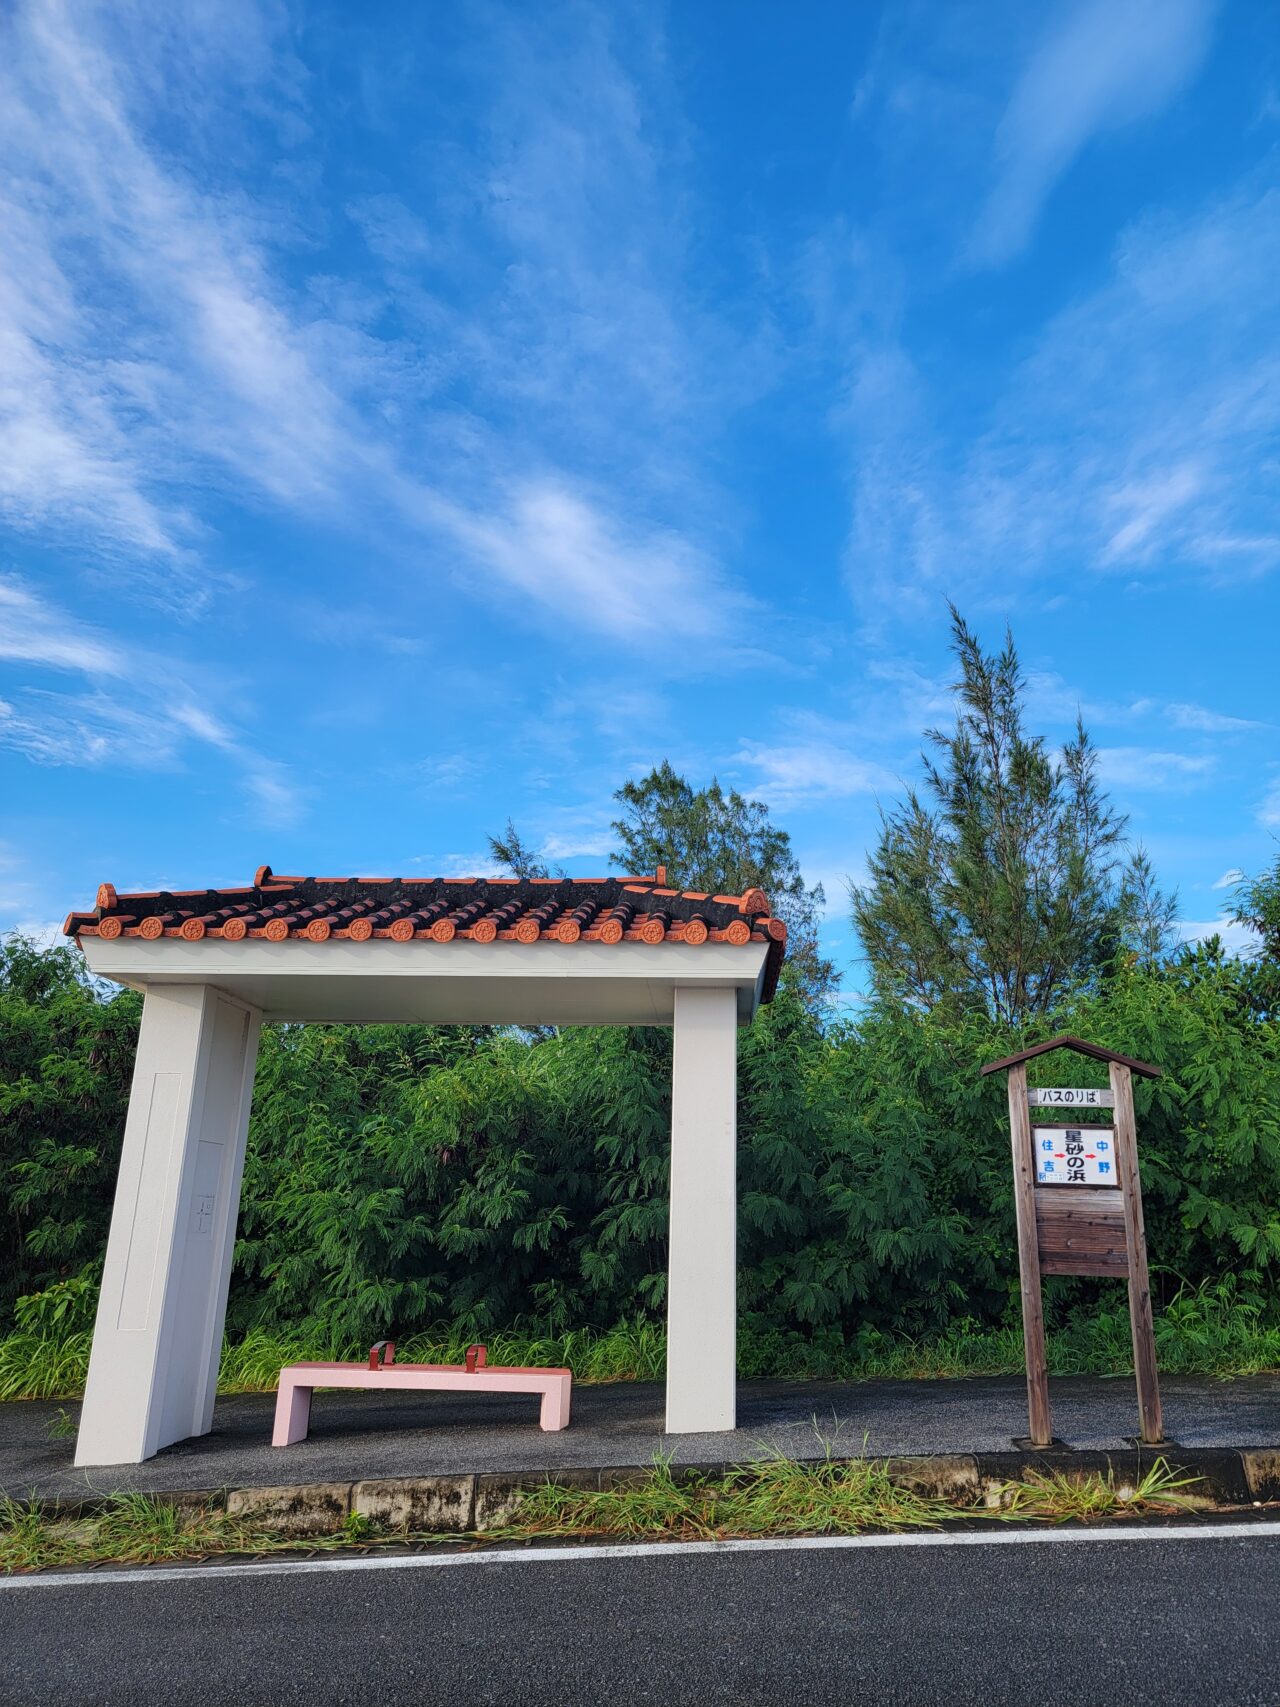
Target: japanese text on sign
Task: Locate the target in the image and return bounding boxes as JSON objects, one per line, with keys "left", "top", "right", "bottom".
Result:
{"left": 1034, "top": 1127, "right": 1117, "bottom": 1185}
{"left": 1027, "top": 1088, "right": 1113, "bottom": 1108}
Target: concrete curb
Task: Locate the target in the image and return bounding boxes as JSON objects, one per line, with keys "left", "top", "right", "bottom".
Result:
{"left": 21, "top": 1445, "right": 1280, "bottom": 1529}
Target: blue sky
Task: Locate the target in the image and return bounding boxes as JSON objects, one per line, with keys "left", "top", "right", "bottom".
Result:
{"left": 1, "top": 0, "right": 1277, "bottom": 989}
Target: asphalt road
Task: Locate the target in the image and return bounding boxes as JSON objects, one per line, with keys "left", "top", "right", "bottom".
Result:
{"left": 3, "top": 1525, "right": 1279, "bottom": 1706}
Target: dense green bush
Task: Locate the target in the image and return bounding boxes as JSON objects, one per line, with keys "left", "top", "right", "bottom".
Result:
{"left": 0, "top": 937, "right": 139, "bottom": 1325}
{"left": 3, "top": 934, "right": 1278, "bottom": 1367}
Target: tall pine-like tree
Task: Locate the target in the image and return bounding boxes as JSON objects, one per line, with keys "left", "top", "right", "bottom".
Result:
{"left": 1233, "top": 854, "right": 1280, "bottom": 1015}
{"left": 488, "top": 769, "right": 837, "bottom": 1007}
{"left": 852, "top": 607, "right": 1176, "bottom": 1022}
{"left": 487, "top": 818, "right": 554, "bottom": 880}
{"left": 611, "top": 762, "right": 837, "bottom": 1008}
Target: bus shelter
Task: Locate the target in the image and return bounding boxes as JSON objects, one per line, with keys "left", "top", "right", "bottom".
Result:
{"left": 63, "top": 865, "right": 785, "bottom": 1466}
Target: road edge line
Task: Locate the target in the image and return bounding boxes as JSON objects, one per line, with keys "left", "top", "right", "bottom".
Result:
{"left": 4, "top": 1517, "right": 1280, "bottom": 1590}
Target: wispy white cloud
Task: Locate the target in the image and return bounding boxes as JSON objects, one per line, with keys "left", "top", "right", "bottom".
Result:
{"left": 412, "top": 755, "right": 484, "bottom": 794}
{"left": 0, "top": 690, "right": 189, "bottom": 769}
{"left": 346, "top": 194, "right": 433, "bottom": 267}
{"left": 1166, "top": 702, "right": 1270, "bottom": 734}
{"left": 1259, "top": 779, "right": 1280, "bottom": 828}
{"left": 408, "top": 815, "right": 615, "bottom": 880}
{"left": 243, "top": 766, "right": 306, "bottom": 830}
{"left": 0, "top": 577, "right": 124, "bottom": 675}
{"left": 0, "top": 576, "right": 303, "bottom": 826}
{"left": 1094, "top": 746, "right": 1215, "bottom": 791}
{"left": 433, "top": 3, "right": 764, "bottom": 462}
{"left": 0, "top": 0, "right": 335, "bottom": 591}
{"left": 168, "top": 702, "right": 238, "bottom": 748}
{"left": 1212, "top": 867, "right": 1244, "bottom": 889}
{"left": 991, "top": 184, "right": 1280, "bottom": 581}
{"left": 970, "top": 0, "right": 1218, "bottom": 266}
{"left": 3, "top": 917, "right": 66, "bottom": 947}
{"left": 0, "top": 835, "right": 65, "bottom": 944}
{"left": 0, "top": 0, "right": 743, "bottom": 650}
{"left": 1100, "top": 464, "right": 1205, "bottom": 562}
{"left": 733, "top": 736, "right": 898, "bottom": 805}
{"left": 862, "top": 657, "right": 955, "bottom": 733}
{"left": 1022, "top": 680, "right": 1271, "bottom": 740}
{"left": 807, "top": 861, "right": 866, "bottom": 915}
{"left": 539, "top": 827, "right": 615, "bottom": 866}
{"left": 410, "top": 851, "right": 507, "bottom": 880}
{"left": 0, "top": 840, "right": 43, "bottom": 926}
{"left": 844, "top": 180, "right": 1280, "bottom": 609}
{"left": 430, "top": 479, "right": 745, "bottom": 646}
{"left": 1178, "top": 916, "right": 1259, "bottom": 955}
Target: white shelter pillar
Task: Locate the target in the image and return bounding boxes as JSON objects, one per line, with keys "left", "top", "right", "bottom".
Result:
{"left": 665, "top": 984, "right": 737, "bottom": 1433}
{"left": 76, "top": 984, "right": 261, "bottom": 1467}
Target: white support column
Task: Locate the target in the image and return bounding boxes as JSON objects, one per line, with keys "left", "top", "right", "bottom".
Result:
{"left": 75, "top": 984, "right": 261, "bottom": 1467}
{"left": 665, "top": 984, "right": 738, "bottom": 1433}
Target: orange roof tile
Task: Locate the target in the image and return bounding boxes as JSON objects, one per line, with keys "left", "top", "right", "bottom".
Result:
{"left": 65, "top": 866, "right": 787, "bottom": 1001}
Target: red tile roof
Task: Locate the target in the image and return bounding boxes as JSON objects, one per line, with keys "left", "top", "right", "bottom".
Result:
{"left": 64, "top": 866, "right": 786, "bottom": 1000}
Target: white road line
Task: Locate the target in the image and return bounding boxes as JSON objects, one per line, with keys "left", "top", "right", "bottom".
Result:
{"left": 4, "top": 1519, "right": 1279, "bottom": 1590}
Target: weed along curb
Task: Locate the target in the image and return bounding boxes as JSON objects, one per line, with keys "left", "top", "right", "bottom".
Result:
{"left": 16, "top": 1446, "right": 1280, "bottom": 1535}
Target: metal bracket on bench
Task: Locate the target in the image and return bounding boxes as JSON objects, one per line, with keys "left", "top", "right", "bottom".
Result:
{"left": 369, "top": 1340, "right": 396, "bottom": 1370}
{"left": 465, "top": 1343, "right": 488, "bottom": 1373}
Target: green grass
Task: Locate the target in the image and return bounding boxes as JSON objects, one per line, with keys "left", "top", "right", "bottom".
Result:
{"left": 1, "top": 1281, "right": 1276, "bottom": 1403}
{"left": 833, "top": 1279, "right": 1280, "bottom": 1382}
{"left": 497, "top": 1454, "right": 1206, "bottom": 1541}
{"left": 740, "top": 1277, "right": 1280, "bottom": 1382}
{"left": 979, "top": 1459, "right": 1205, "bottom": 1523}
{"left": 0, "top": 1319, "right": 668, "bottom": 1403}
{"left": 0, "top": 1330, "right": 93, "bottom": 1401}
{"left": 1, "top": 1456, "right": 1211, "bottom": 1574}
{"left": 214, "top": 1318, "right": 669, "bottom": 1394}
{"left": 0, "top": 1492, "right": 376, "bottom": 1575}
{"left": 500, "top": 1454, "right": 959, "bottom": 1540}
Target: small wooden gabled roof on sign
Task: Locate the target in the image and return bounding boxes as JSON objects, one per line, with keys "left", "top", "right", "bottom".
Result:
{"left": 979, "top": 1033, "right": 1161, "bottom": 1081}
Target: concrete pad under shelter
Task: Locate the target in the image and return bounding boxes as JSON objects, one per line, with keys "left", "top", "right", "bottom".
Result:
{"left": 3, "top": 1373, "right": 1278, "bottom": 1506}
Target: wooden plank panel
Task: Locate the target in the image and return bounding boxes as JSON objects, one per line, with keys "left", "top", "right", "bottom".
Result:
{"left": 1034, "top": 1185, "right": 1124, "bottom": 1215}
{"left": 1036, "top": 1218, "right": 1128, "bottom": 1255}
{"left": 1037, "top": 1231, "right": 1127, "bottom": 1274}
{"left": 1036, "top": 1187, "right": 1127, "bottom": 1276}
{"left": 1037, "top": 1232, "right": 1128, "bottom": 1262}
{"left": 1040, "top": 1251, "right": 1128, "bottom": 1276}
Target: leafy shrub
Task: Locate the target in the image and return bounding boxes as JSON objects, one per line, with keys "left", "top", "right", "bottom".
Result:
{"left": 3, "top": 934, "right": 1278, "bottom": 1368}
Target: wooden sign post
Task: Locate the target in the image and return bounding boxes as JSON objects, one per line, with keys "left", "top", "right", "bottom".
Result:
{"left": 981, "top": 1035, "right": 1163, "bottom": 1447}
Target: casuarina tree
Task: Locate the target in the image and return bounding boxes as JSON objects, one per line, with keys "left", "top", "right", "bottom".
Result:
{"left": 611, "top": 761, "right": 837, "bottom": 1009}
{"left": 852, "top": 606, "right": 1176, "bottom": 1023}
{"left": 489, "top": 767, "right": 837, "bottom": 1008}
{"left": 1233, "top": 854, "right": 1280, "bottom": 1016}
{"left": 487, "top": 819, "right": 555, "bottom": 881}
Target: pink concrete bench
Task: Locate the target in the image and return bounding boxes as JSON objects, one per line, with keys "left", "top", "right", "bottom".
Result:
{"left": 272, "top": 1341, "right": 572, "bottom": 1446}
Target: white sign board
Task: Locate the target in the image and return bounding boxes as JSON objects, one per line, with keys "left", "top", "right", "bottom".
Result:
{"left": 1035, "top": 1127, "right": 1117, "bottom": 1185}
{"left": 1028, "top": 1087, "right": 1114, "bottom": 1108}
